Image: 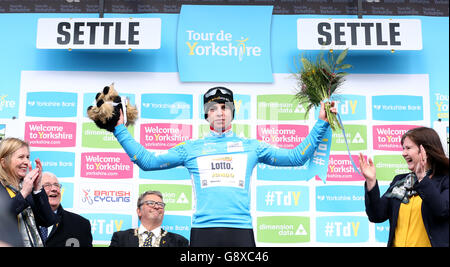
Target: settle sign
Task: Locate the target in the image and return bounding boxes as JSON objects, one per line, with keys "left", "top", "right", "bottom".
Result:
{"left": 36, "top": 18, "right": 161, "bottom": 50}
{"left": 297, "top": 19, "right": 422, "bottom": 50}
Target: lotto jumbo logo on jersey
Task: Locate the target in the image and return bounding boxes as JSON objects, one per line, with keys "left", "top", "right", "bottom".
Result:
{"left": 177, "top": 5, "right": 273, "bottom": 82}
{"left": 197, "top": 153, "right": 247, "bottom": 189}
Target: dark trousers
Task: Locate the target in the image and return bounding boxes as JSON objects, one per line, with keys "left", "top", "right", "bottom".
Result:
{"left": 190, "top": 227, "right": 256, "bottom": 247}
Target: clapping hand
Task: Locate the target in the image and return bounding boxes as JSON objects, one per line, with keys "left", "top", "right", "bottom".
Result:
{"left": 20, "top": 158, "right": 43, "bottom": 198}
{"left": 34, "top": 158, "right": 43, "bottom": 190}
{"left": 414, "top": 145, "right": 428, "bottom": 182}
{"left": 359, "top": 153, "right": 376, "bottom": 191}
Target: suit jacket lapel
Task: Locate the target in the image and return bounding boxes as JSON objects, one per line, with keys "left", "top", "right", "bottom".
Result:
{"left": 129, "top": 229, "right": 139, "bottom": 247}
{"left": 159, "top": 229, "right": 169, "bottom": 247}
{"left": 47, "top": 205, "right": 62, "bottom": 240}
{"left": 160, "top": 236, "right": 168, "bottom": 247}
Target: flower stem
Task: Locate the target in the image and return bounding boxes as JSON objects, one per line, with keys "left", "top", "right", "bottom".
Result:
{"left": 325, "top": 102, "right": 341, "bottom": 131}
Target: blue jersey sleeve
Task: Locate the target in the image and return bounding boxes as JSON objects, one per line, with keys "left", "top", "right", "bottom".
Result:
{"left": 256, "top": 119, "right": 329, "bottom": 166}
{"left": 113, "top": 124, "right": 186, "bottom": 170}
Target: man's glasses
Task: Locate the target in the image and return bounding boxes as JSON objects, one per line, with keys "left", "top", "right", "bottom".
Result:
{"left": 140, "top": 200, "right": 166, "bottom": 208}
{"left": 42, "top": 183, "right": 62, "bottom": 190}
{"left": 204, "top": 87, "right": 233, "bottom": 98}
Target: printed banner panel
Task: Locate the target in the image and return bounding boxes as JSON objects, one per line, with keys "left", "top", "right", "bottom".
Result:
{"left": 297, "top": 18, "right": 422, "bottom": 50}
{"left": 1, "top": 1, "right": 448, "bottom": 16}
{"left": 37, "top": 18, "right": 161, "bottom": 49}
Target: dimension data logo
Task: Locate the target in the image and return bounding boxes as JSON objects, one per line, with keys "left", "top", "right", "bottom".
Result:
{"left": 177, "top": 5, "right": 273, "bottom": 82}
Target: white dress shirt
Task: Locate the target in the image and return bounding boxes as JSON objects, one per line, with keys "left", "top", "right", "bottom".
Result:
{"left": 138, "top": 224, "right": 161, "bottom": 247}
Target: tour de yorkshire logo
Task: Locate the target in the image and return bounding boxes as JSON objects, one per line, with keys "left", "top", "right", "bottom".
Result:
{"left": 185, "top": 30, "right": 258, "bottom": 63}
{"left": 177, "top": 5, "right": 273, "bottom": 82}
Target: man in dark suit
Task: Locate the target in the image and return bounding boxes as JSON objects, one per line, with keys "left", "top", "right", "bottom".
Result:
{"left": 109, "top": 190, "right": 189, "bottom": 247}
{"left": 39, "top": 172, "right": 92, "bottom": 247}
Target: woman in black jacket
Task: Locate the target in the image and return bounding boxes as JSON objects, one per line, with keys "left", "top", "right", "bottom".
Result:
{"left": 0, "top": 137, "right": 56, "bottom": 247}
{"left": 359, "top": 127, "right": 449, "bottom": 247}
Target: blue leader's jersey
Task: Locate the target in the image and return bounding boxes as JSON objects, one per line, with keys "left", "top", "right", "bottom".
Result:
{"left": 114, "top": 119, "right": 329, "bottom": 229}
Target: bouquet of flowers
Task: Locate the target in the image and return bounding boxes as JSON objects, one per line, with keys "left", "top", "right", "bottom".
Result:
{"left": 293, "top": 49, "right": 351, "bottom": 131}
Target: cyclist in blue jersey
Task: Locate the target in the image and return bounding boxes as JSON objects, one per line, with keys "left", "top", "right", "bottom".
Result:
{"left": 113, "top": 86, "right": 336, "bottom": 247}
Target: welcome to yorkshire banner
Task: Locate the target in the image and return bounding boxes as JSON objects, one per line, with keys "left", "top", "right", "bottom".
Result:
{"left": 0, "top": 0, "right": 448, "bottom": 17}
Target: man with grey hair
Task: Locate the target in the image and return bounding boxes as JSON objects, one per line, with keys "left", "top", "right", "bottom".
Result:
{"left": 109, "top": 190, "right": 188, "bottom": 247}
{"left": 39, "top": 172, "right": 92, "bottom": 247}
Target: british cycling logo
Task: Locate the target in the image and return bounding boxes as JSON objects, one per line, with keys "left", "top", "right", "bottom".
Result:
{"left": 185, "top": 30, "right": 262, "bottom": 62}
{"left": 81, "top": 188, "right": 131, "bottom": 205}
